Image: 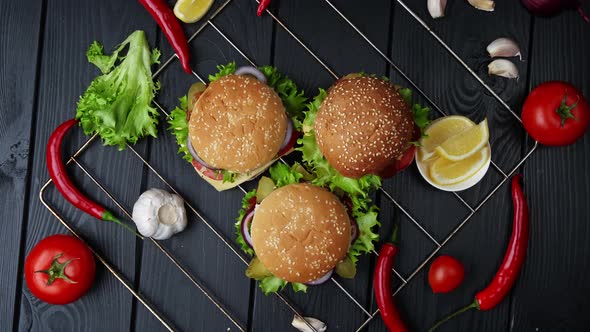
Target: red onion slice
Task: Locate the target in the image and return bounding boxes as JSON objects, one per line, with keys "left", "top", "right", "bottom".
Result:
{"left": 241, "top": 207, "right": 256, "bottom": 249}
{"left": 350, "top": 217, "right": 359, "bottom": 244}
{"left": 306, "top": 269, "right": 334, "bottom": 286}
{"left": 187, "top": 136, "right": 220, "bottom": 171}
{"left": 235, "top": 66, "right": 267, "bottom": 84}
{"left": 279, "top": 118, "right": 294, "bottom": 151}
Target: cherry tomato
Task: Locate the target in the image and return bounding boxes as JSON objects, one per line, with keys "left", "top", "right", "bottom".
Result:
{"left": 25, "top": 235, "right": 95, "bottom": 305}
{"left": 428, "top": 255, "right": 465, "bottom": 293}
{"left": 522, "top": 81, "right": 589, "bottom": 146}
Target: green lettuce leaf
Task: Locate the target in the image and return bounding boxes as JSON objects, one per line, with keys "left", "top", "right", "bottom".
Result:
{"left": 412, "top": 103, "right": 431, "bottom": 136}
{"left": 398, "top": 87, "right": 431, "bottom": 137}
{"left": 348, "top": 205, "right": 380, "bottom": 263}
{"left": 269, "top": 162, "right": 303, "bottom": 187}
{"left": 259, "top": 66, "right": 307, "bottom": 130}
{"left": 76, "top": 30, "right": 160, "bottom": 150}
{"left": 291, "top": 282, "right": 308, "bottom": 293}
{"left": 235, "top": 189, "right": 256, "bottom": 256}
{"left": 257, "top": 272, "right": 308, "bottom": 295}
{"left": 208, "top": 62, "right": 237, "bottom": 82}
{"left": 223, "top": 170, "right": 237, "bottom": 183}
{"left": 259, "top": 276, "right": 287, "bottom": 295}
{"left": 167, "top": 96, "right": 192, "bottom": 162}
{"left": 398, "top": 87, "right": 413, "bottom": 104}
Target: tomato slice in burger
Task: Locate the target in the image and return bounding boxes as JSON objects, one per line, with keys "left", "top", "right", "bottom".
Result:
{"left": 379, "top": 144, "right": 416, "bottom": 178}
{"left": 278, "top": 130, "right": 300, "bottom": 157}
{"left": 192, "top": 160, "right": 224, "bottom": 181}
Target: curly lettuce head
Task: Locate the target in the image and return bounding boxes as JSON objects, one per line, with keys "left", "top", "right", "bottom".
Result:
{"left": 76, "top": 30, "right": 160, "bottom": 149}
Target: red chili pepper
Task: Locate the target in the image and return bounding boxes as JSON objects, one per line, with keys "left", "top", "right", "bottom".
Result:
{"left": 374, "top": 226, "right": 409, "bottom": 332}
{"left": 429, "top": 175, "right": 529, "bottom": 331}
{"left": 257, "top": 0, "right": 272, "bottom": 16}
{"left": 46, "top": 119, "right": 138, "bottom": 235}
{"left": 138, "top": 0, "right": 191, "bottom": 74}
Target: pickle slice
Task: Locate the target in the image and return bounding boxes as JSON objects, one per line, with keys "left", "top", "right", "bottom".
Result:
{"left": 295, "top": 163, "right": 315, "bottom": 182}
{"left": 335, "top": 257, "right": 356, "bottom": 279}
{"left": 187, "top": 82, "right": 207, "bottom": 112}
{"left": 256, "top": 176, "right": 275, "bottom": 203}
{"left": 246, "top": 257, "right": 273, "bottom": 280}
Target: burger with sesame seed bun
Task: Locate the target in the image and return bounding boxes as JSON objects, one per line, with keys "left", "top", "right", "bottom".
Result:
{"left": 168, "top": 62, "right": 307, "bottom": 191}
{"left": 297, "top": 74, "right": 429, "bottom": 205}
{"left": 315, "top": 75, "right": 416, "bottom": 178}
{"left": 302, "top": 74, "right": 430, "bottom": 182}
{"left": 236, "top": 162, "right": 380, "bottom": 295}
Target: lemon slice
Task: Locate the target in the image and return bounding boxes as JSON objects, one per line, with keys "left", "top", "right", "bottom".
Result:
{"left": 429, "top": 146, "right": 490, "bottom": 186}
{"left": 434, "top": 119, "right": 489, "bottom": 161}
{"left": 418, "top": 116, "right": 475, "bottom": 162}
{"left": 174, "top": 0, "right": 214, "bottom": 23}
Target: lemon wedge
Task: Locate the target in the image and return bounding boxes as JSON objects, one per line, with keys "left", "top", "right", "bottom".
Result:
{"left": 434, "top": 119, "right": 489, "bottom": 161}
{"left": 174, "top": 0, "right": 214, "bottom": 23}
{"left": 429, "top": 146, "right": 491, "bottom": 186}
{"left": 418, "top": 116, "right": 475, "bottom": 162}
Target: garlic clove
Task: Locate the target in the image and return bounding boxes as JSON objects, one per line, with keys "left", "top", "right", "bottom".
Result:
{"left": 488, "top": 59, "right": 519, "bottom": 79}
{"left": 467, "top": 0, "right": 495, "bottom": 11}
{"left": 487, "top": 38, "right": 522, "bottom": 60}
{"left": 132, "top": 188, "right": 187, "bottom": 240}
{"left": 428, "top": 0, "right": 447, "bottom": 18}
{"left": 292, "top": 315, "right": 327, "bottom": 332}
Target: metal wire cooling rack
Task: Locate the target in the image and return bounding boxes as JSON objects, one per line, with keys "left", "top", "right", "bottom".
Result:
{"left": 40, "top": 0, "right": 539, "bottom": 331}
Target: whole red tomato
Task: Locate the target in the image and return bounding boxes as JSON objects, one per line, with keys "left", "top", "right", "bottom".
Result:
{"left": 428, "top": 255, "right": 465, "bottom": 293}
{"left": 522, "top": 81, "right": 589, "bottom": 146}
{"left": 25, "top": 234, "right": 95, "bottom": 305}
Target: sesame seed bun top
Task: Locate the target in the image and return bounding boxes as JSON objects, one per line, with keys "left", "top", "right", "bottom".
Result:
{"left": 314, "top": 76, "right": 414, "bottom": 178}
{"left": 251, "top": 183, "right": 351, "bottom": 283}
{"left": 188, "top": 75, "right": 287, "bottom": 173}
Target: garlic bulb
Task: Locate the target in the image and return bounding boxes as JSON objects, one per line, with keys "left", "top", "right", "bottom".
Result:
{"left": 132, "top": 188, "right": 187, "bottom": 240}
{"left": 487, "top": 38, "right": 522, "bottom": 60}
{"left": 292, "top": 315, "right": 327, "bottom": 332}
{"left": 428, "top": 0, "right": 447, "bottom": 18}
{"left": 468, "top": 0, "right": 495, "bottom": 11}
{"left": 488, "top": 59, "right": 519, "bottom": 79}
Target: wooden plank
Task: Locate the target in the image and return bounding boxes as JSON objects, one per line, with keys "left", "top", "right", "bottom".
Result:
{"left": 510, "top": 12, "right": 590, "bottom": 331}
{"left": 250, "top": 1, "right": 393, "bottom": 331}
{"left": 371, "top": 1, "right": 533, "bottom": 331}
{"left": 7, "top": 1, "right": 588, "bottom": 331}
{"left": 17, "top": 0, "right": 156, "bottom": 330}
{"left": 133, "top": 1, "right": 273, "bottom": 330}
{"left": 0, "top": 0, "right": 43, "bottom": 329}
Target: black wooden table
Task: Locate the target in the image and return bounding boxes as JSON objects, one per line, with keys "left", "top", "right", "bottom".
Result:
{"left": 1, "top": 0, "right": 589, "bottom": 331}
